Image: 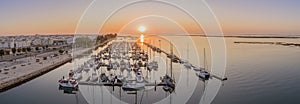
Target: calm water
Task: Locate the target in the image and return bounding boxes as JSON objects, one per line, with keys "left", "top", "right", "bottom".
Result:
{"left": 0, "top": 36, "right": 299, "bottom": 104}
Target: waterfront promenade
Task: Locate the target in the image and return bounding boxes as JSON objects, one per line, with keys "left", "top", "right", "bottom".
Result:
{"left": 0, "top": 50, "right": 72, "bottom": 91}
{"left": 0, "top": 36, "right": 115, "bottom": 92}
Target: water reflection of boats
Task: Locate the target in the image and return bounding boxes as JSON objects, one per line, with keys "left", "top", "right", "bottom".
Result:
{"left": 58, "top": 85, "right": 78, "bottom": 94}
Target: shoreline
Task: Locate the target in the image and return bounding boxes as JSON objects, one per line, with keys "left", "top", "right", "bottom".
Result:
{"left": 0, "top": 54, "right": 72, "bottom": 92}
{"left": 0, "top": 37, "right": 115, "bottom": 92}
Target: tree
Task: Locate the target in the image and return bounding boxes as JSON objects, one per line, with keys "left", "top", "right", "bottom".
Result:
{"left": 35, "top": 46, "right": 39, "bottom": 51}
{"left": 17, "top": 48, "right": 21, "bottom": 53}
{"left": 74, "top": 37, "right": 93, "bottom": 48}
{"left": 22, "top": 47, "right": 27, "bottom": 53}
{"left": 5, "top": 50, "right": 10, "bottom": 55}
{"left": 12, "top": 48, "right": 16, "bottom": 54}
{"left": 59, "top": 49, "right": 64, "bottom": 54}
{"left": 0, "top": 49, "right": 4, "bottom": 57}
{"left": 26, "top": 47, "right": 31, "bottom": 52}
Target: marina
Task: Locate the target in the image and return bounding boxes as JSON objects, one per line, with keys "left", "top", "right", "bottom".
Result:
{"left": 55, "top": 35, "right": 229, "bottom": 104}
{"left": 63, "top": 36, "right": 227, "bottom": 89}
{"left": 0, "top": 36, "right": 299, "bottom": 104}
{"left": 1, "top": 0, "right": 300, "bottom": 104}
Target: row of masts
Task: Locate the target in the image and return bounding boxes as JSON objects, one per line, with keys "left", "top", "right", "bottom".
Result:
{"left": 67, "top": 37, "right": 226, "bottom": 91}
{"left": 144, "top": 39, "right": 227, "bottom": 81}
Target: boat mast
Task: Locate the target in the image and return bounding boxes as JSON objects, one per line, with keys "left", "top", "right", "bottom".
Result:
{"left": 203, "top": 48, "right": 207, "bottom": 71}
{"left": 153, "top": 40, "right": 155, "bottom": 61}
{"left": 187, "top": 43, "right": 189, "bottom": 60}
{"left": 166, "top": 53, "right": 168, "bottom": 76}
{"left": 149, "top": 40, "right": 151, "bottom": 60}
{"left": 159, "top": 40, "right": 161, "bottom": 63}
{"left": 170, "top": 41, "right": 173, "bottom": 78}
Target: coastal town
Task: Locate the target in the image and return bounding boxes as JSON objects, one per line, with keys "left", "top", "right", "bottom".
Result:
{"left": 0, "top": 34, "right": 116, "bottom": 91}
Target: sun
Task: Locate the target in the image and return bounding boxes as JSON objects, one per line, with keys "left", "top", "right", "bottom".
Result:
{"left": 138, "top": 26, "right": 146, "bottom": 33}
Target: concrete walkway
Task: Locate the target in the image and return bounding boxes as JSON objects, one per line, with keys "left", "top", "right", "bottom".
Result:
{"left": 0, "top": 51, "right": 71, "bottom": 91}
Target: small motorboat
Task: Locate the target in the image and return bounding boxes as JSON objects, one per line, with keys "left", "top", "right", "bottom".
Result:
{"left": 117, "top": 74, "right": 124, "bottom": 83}
{"left": 90, "top": 73, "right": 98, "bottom": 82}
{"left": 136, "top": 71, "right": 144, "bottom": 83}
{"left": 112, "top": 62, "right": 118, "bottom": 70}
{"left": 73, "top": 72, "right": 82, "bottom": 80}
{"left": 99, "top": 73, "right": 107, "bottom": 82}
{"left": 107, "top": 63, "right": 112, "bottom": 71}
{"left": 137, "top": 61, "right": 143, "bottom": 67}
{"left": 196, "top": 70, "right": 210, "bottom": 80}
{"left": 151, "top": 61, "right": 158, "bottom": 70}
{"left": 99, "top": 62, "right": 106, "bottom": 66}
{"left": 120, "top": 60, "right": 125, "bottom": 66}
{"left": 162, "top": 85, "right": 174, "bottom": 93}
{"left": 141, "top": 56, "right": 148, "bottom": 61}
{"left": 148, "top": 61, "right": 158, "bottom": 70}
{"left": 108, "top": 74, "right": 116, "bottom": 83}
{"left": 195, "top": 48, "right": 210, "bottom": 80}
{"left": 69, "top": 70, "right": 75, "bottom": 77}
{"left": 161, "top": 75, "right": 175, "bottom": 89}
{"left": 192, "top": 66, "right": 205, "bottom": 71}
{"left": 83, "top": 65, "right": 90, "bottom": 72}
{"left": 58, "top": 78, "right": 78, "bottom": 89}
{"left": 126, "top": 64, "right": 132, "bottom": 72}
{"left": 126, "top": 72, "right": 135, "bottom": 81}
{"left": 120, "top": 65, "right": 126, "bottom": 72}
{"left": 171, "top": 57, "right": 180, "bottom": 63}
{"left": 132, "top": 66, "right": 140, "bottom": 72}
{"left": 85, "top": 76, "right": 91, "bottom": 82}
{"left": 182, "top": 60, "right": 192, "bottom": 69}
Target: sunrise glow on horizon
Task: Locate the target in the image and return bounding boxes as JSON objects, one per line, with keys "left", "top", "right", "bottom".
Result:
{"left": 138, "top": 26, "right": 146, "bottom": 33}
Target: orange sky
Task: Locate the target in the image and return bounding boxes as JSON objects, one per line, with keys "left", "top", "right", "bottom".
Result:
{"left": 0, "top": 0, "right": 299, "bottom": 35}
